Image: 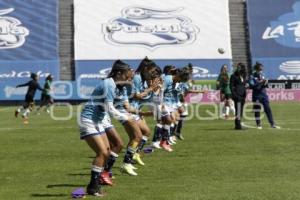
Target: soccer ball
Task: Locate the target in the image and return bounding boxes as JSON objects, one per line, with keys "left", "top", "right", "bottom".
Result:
{"left": 218, "top": 48, "right": 225, "bottom": 54}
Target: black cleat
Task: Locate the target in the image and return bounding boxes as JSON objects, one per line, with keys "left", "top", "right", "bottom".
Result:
{"left": 86, "top": 184, "right": 105, "bottom": 197}
{"left": 175, "top": 133, "right": 184, "bottom": 140}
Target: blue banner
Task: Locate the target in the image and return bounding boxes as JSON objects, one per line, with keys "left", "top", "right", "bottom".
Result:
{"left": 247, "top": 0, "right": 300, "bottom": 80}
{"left": 0, "top": 0, "right": 60, "bottom": 100}
{"left": 75, "top": 59, "right": 232, "bottom": 85}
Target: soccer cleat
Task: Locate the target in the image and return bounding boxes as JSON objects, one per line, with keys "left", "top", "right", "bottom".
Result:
{"left": 175, "top": 133, "right": 184, "bottom": 140}
{"left": 160, "top": 140, "right": 173, "bottom": 152}
{"left": 271, "top": 125, "right": 281, "bottom": 129}
{"left": 257, "top": 125, "right": 262, "bottom": 130}
{"left": 99, "top": 171, "right": 113, "bottom": 186}
{"left": 171, "top": 135, "right": 177, "bottom": 142}
{"left": 129, "top": 163, "right": 138, "bottom": 170}
{"left": 86, "top": 183, "right": 105, "bottom": 197}
{"left": 152, "top": 141, "right": 162, "bottom": 149}
{"left": 168, "top": 136, "right": 176, "bottom": 145}
{"left": 15, "top": 110, "right": 19, "bottom": 118}
{"left": 133, "top": 153, "right": 145, "bottom": 166}
{"left": 120, "top": 163, "right": 138, "bottom": 176}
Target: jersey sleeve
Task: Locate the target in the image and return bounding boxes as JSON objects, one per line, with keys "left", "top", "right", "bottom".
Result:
{"left": 132, "top": 75, "right": 141, "bottom": 94}
{"left": 16, "top": 81, "right": 31, "bottom": 88}
{"left": 105, "top": 82, "right": 115, "bottom": 103}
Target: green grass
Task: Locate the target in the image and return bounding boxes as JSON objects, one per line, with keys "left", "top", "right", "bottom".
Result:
{"left": 0, "top": 103, "right": 300, "bottom": 200}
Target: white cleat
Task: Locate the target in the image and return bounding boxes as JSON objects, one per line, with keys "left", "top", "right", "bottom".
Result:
{"left": 120, "top": 163, "right": 138, "bottom": 176}
{"left": 257, "top": 125, "right": 262, "bottom": 130}
{"left": 152, "top": 141, "right": 162, "bottom": 149}
{"left": 168, "top": 137, "right": 176, "bottom": 145}
{"left": 133, "top": 153, "right": 145, "bottom": 166}
{"left": 129, "top": 163, "right": 138, "bottom": 170}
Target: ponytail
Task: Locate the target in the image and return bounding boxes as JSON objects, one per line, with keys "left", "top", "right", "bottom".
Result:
{"left": 108, "top": 60, "right": 131, "bottom": 78}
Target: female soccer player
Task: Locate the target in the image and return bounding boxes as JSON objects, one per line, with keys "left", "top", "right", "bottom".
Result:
{"left": 79, "top": 61, "right": 133, "bottom": 196}
{"left": 217, "top": 64, "right": 235, "bottom": 119}
{"left": 130, "top": 58, "right": 162, "bottom": 149}
{"left": 249, "top": 62, "right": 280, "bottom": 129}
{"left": 36, "top": 74, "right": 54, "bottom": 114}
{"left": 158, "top": 67, "right": 191, "bottom": 151}
{"left": 15, "top": 73, "right": 43, "bottom": 124}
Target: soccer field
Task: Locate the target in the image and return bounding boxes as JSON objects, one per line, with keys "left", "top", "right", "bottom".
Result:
{"left": 0, "top": 103, "right": 300, "bottom": 200}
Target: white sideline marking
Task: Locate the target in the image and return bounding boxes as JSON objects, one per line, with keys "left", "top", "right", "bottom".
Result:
{"left": 241, "top": 122, "right": 257, "bottom": 129}
{"left": 242, "top": 122, "right": 300, "bottom": 131}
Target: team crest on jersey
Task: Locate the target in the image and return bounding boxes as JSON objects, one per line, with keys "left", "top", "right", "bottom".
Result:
{"left": 102, "top": 6, "right": 199, "bottom": 49}
{"left": 0, "top": 8, "right": 29, "bottom": 49}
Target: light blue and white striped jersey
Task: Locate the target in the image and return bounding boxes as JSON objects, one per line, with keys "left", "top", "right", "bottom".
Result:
{"left": 174, "top": 82, "right": 190, "bottom": 103}
{"left": 131, "top": 73, "right": 153, "bottom": 109}
{"left": 81, "top": 78, "right": 116, "bottom": 122}
{"left": 163, "top": 75, "right": 176, "bottom": 104}
{"left": 114, "top": 86, "right": 129, "bottom": 110}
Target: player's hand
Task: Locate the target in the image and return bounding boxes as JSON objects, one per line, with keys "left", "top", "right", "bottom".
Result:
{"left": 127, "top": 114, "right": 136, "bottom": 122}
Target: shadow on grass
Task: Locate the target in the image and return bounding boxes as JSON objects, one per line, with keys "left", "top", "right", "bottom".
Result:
{"left": 47, "top": 184, "right": 85, "bottom": 188}
{"left": 31, "top": 193, "right": 68, "bottom": 197}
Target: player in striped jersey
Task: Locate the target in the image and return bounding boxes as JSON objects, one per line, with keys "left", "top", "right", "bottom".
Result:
{"left": 79, "top": 61, "right": 133, "bottom": 196}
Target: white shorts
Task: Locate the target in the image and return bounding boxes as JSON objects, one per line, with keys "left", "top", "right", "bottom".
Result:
{"left": 118, "top": 109, "right": 140, "bottom": 124}
{"left": 102, "top": 113, "right": 114, "bottom": 130}
{"left": 79, "top": 117, "right": 105, "bottom": 139}
{"left": 155, "top": 104, "right": 172, "bottom": 119}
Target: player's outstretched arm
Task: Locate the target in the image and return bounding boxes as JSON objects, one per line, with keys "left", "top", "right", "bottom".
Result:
{"left": 16, "top": 81, "right": 30, "bottom": 88}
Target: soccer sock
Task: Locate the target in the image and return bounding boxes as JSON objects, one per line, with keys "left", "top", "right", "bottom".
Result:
{"left": 104, "top": 151, "right": 118, "bottom": 172}
{"left": 220, "top": 102, "right": 225, "bottom": 116}
{"left": 176, "top": 115, "right": 186, "bottom": 135}
{"left": 162, "top": 125, "right": 170, "bottom": 141}
{"left": 137, "top": 136, "right": 148, "bottom": 152}
{"left": 22, "top": 108, "right": 30, "bottom": 117}
{"left": 152, "top": 123, "right": 163, "bottom": 142}
{"left": 90, "top": 165, "right": 103, "bottom": 186}
{"left": 17, "top": 107, "right": 24, "bottom": 113}
{"left": 229, "top": 101, "right": 235, "bottom": 115}
{"left": 183, "top": 103, "right": 189, "bottom": 115}
{"left": 123, "top": 142, "right": 138, "bottom": 164}
{"left": 225, "top": 106, "right": 230, "bottom": 116}
{"left": 230, "top": 106, "right": 235, "bottom": 115}
{"left": 173, "top": 121, "right": 178, "bottom": 135}
{"left": 170, "top": 123, "right": 175, "bottom": 136}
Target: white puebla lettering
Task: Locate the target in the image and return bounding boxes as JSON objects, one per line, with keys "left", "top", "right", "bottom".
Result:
{"left": 104, "top": 23, "right": 196, "bottom": 34}
{"left": 102, "top": 6, "right": 199, "bottom": 49}
{"left": 262, "top": 21, "right": 300, "bottom": 42}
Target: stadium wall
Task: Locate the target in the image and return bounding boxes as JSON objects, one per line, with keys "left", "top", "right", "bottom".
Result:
{"left": 58, "top": 0, "right": 250, "bottom": 81}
